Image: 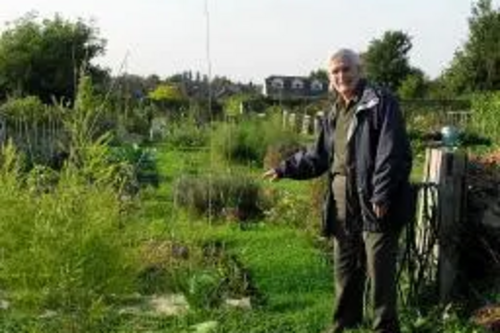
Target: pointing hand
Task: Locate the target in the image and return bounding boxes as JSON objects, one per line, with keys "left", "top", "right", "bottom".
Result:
{"left": 262, "top": 169, "right": 280, "bottom": 182}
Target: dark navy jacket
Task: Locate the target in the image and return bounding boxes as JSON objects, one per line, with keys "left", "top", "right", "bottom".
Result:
{"left": 275, "top": 81, "right": 412, "bottom": 236}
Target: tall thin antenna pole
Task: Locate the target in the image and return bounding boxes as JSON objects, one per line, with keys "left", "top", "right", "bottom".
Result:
{"left": 204, "top": 0, "right": 214, "bottom": 225}
{"left": 204, "top": 0, "right": 213, "bottom": 90}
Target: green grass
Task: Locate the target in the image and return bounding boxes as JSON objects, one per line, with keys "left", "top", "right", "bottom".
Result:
{"left": 0, "top": 134, "right": 488, "bottom": 333}
{"left": 142, "top": 145, "right": 487, "bottom": 333}
{"left": 121, "top": 146, "right": 334, "bottom": 332}
{"left": 159, "top": 221, "right": 333, "bottom": 332}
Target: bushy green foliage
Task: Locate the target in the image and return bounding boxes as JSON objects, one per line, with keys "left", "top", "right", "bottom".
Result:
{"left": 185, "top": 269, "right": 226, "bottom": 310}
{"left": 0, "top": 96, "right": 65, "bottom": 166}
{"left": 178, "top": 240, "right": 254, "bottom": 311}
{"left": 398, "top": 306, "right": 487, "bottom": 333}
{"left": 0, "top": 96, "right": 56, "bottom": 121}
{"left": 401, "top": 99, "right": 471, "bottom": 133}
{"left": 223, "top": 93, "right": 251, "bottom": 118}
{"left": 470, "top": 91, "right": 500, "bottom": 145}
{"left": 0, "top": 143, "right": 138, "bottom": 322}
{"left": 166, "top": 118, "right": 209, "bottom": 149}
{"left": 211, "top": 120, "right": 264, "bottom": 164}
{"left": 362, "top": 30, "right": 413, "bottom": 91}
{"left": 0, "top": 12, "right": 106, "bottom": 102}
{"left": 211, "top": 114, "right": 302, "bottom": 166}
{"left": 263, "top": 186, "right": 319, "bottom": 232}
{"left": 58, "top": 75, "right": 139, "bottom": 195}
{"left": 398, "top": 70, "right": 428, "bottom": 99}
{"left": 108, "top": 144, "right": 159, "bottom": 191}
{"left": 0, "top": 73, "right": 143, "bottom": 332}
{"left": 174, "top": 173, "right": 266, "bottom": 221}
{"left": 64, "top": 75, "right": 103, "bottom": 154}
{"left": 261, "top": 113, "right": 303, "bottom": 157}
{"left": 440, "top": 0, "right": 500, "bottom": 94}
{"left": 148, "top": 83, "right": 185, "bottom": 103}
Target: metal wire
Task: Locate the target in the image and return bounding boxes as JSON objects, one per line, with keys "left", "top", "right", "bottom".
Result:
{"left": 398, "top": 182, "right": 440, "bottom": 306}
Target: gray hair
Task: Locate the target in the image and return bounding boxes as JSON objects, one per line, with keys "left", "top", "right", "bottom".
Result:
{"left": 328, "top": 48, "right": 361, "bottom": 68}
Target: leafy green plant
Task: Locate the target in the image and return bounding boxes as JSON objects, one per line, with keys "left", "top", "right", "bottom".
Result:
{"left": 173, "top": 173, "right": 266, "bottom": 221}
{"left": 108, "top": 144, "right": 159, "bottom": 192}
{"left": 0, "top": 75, "right": 140, "bottom": 332}
{"left": 211, "top": 113, "right": 302, "bottom": 166}
{"left": 211, "top": 120, "right": 264, "bottom": 164}
{"left": 0, "top": 96, "right": 66, "bottom": 166}
{"left": 185, "top": 269, "right": 226, "bottom": 310}
{"left": 470, "top": 92, "right": 500, "bottom": 145}
{"left": 0, "top": 144, "right": 137, "bottom": 314}
{"left": 166, "top": 118, "right": 209, "bottom": 149}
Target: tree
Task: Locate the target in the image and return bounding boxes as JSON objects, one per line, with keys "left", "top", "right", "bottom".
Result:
{"left": 0, "top": 12, "right": 107, "bottom": 103}
{"left": 148, "top": 83, "right": 185, "bottom": 102}
{"left": 148, "top": 83, "right": 188, "bottom": 117}
{"left": 440, "top": 0, "right": 500, "bottom": 94}
{"left": 223, "top": 93, "right": 250, "bottom": 118}
{"left": 362, "top": 31, "right": 413, "bottom": 91}
{"left": 397, "top": 68, "right": 428, "bottom": 99}
{"left": 113, "top": 74, "right": 149, "bottom": 101}
{"left": 309, "top": 69, "right": 328, "bottom": 82}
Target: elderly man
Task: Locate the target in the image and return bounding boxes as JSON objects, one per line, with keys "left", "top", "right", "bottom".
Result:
{"left": 263, "top": 49, "right": 412, "bottom": 332}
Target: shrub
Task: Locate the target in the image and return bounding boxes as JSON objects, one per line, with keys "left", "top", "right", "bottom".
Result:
{"left": 108, "top": 144, "right": 159, "bottom": 192}
{"left": 0, "top": 75, "right": 140, "bottom": 332}
{"left": 166, "top": 118, "right": 209, "bottom": 149}
{"left": 211, "top": 120, "right": 263, "bottom": 165}
{"left": 263, "top": 141, "right": 303, "bottom": 169}
{"left": 470, "top": 92, "right": 500, "bottom": 145}
{"left": 0, "top": 144, "right": 137, "bottom": 318}
{"left": 185, "top": 269, "right": 226, "bottom": 310}
{"left": 0, "top": 96, "right": 65, "bottom": 166}
{"left": 136, "top": 239, "right": 193, "bottom": 295}
{"left": 263, "top": 179, "right": 325, "bottom": 233}
{"left": 173, "top": 173, "right": 266, "bottom": 221}
{"left": 0, "top": 95, "right": 51, "bottom": 121}
{"left": 175, "top": 239, "right": 259, "bottom": 311}
{"left": 211, "top": 113, "right": 302, "bottom": 166}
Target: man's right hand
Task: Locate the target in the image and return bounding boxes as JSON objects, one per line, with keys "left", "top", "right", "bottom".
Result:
{"left": 262, "top": 169, "right": 280, "bottom": 182}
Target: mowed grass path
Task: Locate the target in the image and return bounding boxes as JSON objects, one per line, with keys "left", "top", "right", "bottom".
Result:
{"left": 149, "top": 145, "right": 334, "bottom": 332}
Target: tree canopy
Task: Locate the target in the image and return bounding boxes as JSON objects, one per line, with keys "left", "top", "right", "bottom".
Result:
{"left": 362, "top": 30, "right": 413, "bottom": 92}
{"left": 0, "top": 12, "right": 107, "bottom": 103}
{"left": 440, "top": 0, "right": 500, "bottom": 94}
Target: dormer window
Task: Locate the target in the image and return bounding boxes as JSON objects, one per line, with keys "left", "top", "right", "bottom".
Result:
{"left": 292, "top": 79, "right": 304, "bottom": 90}
{"left": 311, "top": 80, "right": 323, "bottom": 91}
{"left": 272, "top": 78, "right": 284, "bottom": 89}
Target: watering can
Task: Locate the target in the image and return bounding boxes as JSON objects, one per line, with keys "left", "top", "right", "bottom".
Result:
{"left": 440, "top": 125, "right": 460, "bottom": 148}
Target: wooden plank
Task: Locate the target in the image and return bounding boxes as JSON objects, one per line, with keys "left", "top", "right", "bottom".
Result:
{"left": 413, "top": 148, "right": 467, "bottom": 303}
{"left": 437, "top": 150, "right": 467, "bottom": 302}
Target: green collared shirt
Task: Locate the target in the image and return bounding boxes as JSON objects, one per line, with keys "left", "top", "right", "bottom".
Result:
{"left": 331, "top": 84, "right": 363, "bottom": 176}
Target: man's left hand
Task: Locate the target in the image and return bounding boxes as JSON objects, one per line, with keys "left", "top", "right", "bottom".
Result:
{"left": 372, "top": 203, "right": 388, "bottom": 219}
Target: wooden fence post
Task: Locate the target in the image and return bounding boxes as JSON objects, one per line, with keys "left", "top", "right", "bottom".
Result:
{"left": 437, "top": 149, "right": 467, "bottom": 302}
{"left": 418, "top": 148, "right": 467, "bottom": 303}
{"left": 301, "top": 114, "right": 311, "bottom": 135}
{"left": 282, "top": 109, "right": 288, "bottom": 129}
{"left": 288, "top": 112, "right": 296, "bottom": 132}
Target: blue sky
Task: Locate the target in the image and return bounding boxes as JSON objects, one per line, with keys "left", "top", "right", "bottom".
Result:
{"left": 0, "top": 0, "right": 497, "bottom": 83}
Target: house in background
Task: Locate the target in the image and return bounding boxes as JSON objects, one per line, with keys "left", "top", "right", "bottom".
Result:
{"left": 263, "top": 75, "right": 328, "bottom": 100}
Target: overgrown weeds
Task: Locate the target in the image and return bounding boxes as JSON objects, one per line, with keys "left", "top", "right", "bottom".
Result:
{"left": 173, "top": 173, "right": 267, "bottom": 222}
{"left": 0, "top": 75, "right": 141, "bottom": 332}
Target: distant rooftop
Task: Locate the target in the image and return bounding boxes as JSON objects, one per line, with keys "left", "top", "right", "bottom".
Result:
{"left": 263, "top": 75, "right": 328, "bottom": 100}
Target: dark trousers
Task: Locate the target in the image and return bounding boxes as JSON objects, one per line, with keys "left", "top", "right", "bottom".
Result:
{"left": 330, "top": 176, "right": 401, "bottom": 333}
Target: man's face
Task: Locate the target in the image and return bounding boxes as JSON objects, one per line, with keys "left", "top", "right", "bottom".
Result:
{"left": 328, "top": 58, "right": 360, "bottom": 97}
